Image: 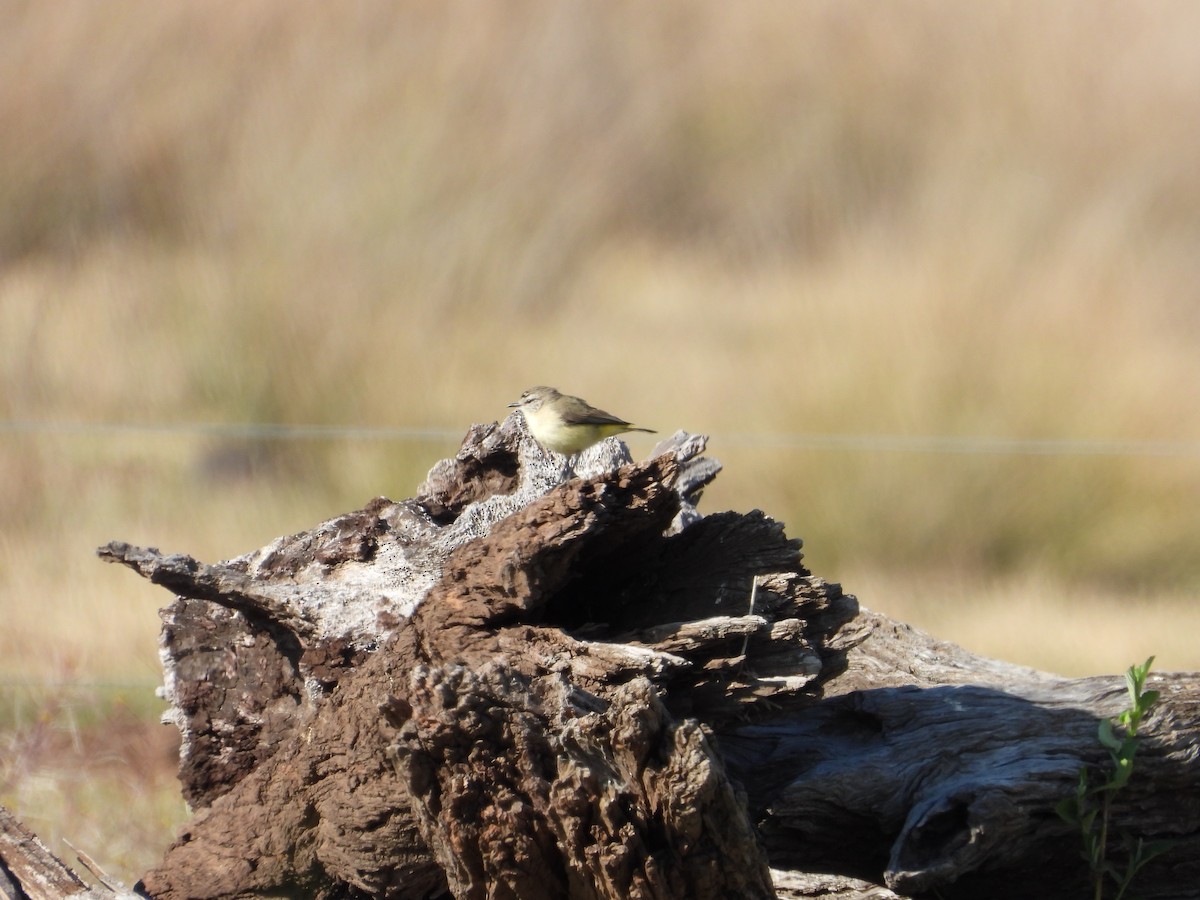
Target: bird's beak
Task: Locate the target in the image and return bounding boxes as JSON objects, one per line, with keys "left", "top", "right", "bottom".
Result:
{"left": 507, "top": 400, "right": 520, "bottom": 408}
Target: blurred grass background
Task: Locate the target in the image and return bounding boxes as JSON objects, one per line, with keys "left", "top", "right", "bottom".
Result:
{"left": 2, "top": 0, "right": 1199, "bottom": 883}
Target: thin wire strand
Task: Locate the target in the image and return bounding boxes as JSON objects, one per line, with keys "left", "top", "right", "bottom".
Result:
{"left": 0, "top": 419, "right": 463, "bottom": 442}
{"left": 717, "top": 431, "right": 1200, "bottom": 458}
{"left": 3, "top": 419, "right": 1199, "bottom": 457}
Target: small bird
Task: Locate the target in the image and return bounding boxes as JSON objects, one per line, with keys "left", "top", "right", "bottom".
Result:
{"left": 508, "top": 386, "right": 656, "bottom": 454}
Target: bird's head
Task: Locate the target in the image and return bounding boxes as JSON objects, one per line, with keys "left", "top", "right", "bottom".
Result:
{"left": 508, "top": 386, "right": 561, "bottom": 412}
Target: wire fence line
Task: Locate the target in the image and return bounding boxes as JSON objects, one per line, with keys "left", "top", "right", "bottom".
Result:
{"left": 0, "top": 678, "right": 160, "bottom": 691}
{"left": 718, "top": 432, "right": 1200, "bottom": 457}
{"left": 3, "top": 418, "right": 1200, "bottom": 458}
{"left": 0, "top": 419, "right": 463, "bottom": 442}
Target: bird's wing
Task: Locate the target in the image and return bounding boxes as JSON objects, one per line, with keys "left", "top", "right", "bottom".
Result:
{"left": 562, "top": 406, "right": 632, "bottom": 428}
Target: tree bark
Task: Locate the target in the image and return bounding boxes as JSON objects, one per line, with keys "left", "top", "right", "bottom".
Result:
{"left": 7, "top": 415, "right": 1195, "bottom": 899}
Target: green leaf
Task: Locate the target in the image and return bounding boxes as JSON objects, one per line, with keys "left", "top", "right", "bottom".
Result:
{"left": 1081, "top": 809, "right": 1098, "bottom": 834}
{"left": 1099, "top": 717, "right": 1123, "bottom": 751}
{"left": 1056, "top": 795, "right": 1080, "bottom": 824}
{"left": 1139, "top": 838, "right": 1179, "bottom": 862}
{"left": 1100, "top": 859, "right": 1122, "bottom": 880}
{"left": 1125, "top": 656, "right": 1155, "bottom": 704}
{"left": 1119, "top": 735, "right": 1139, "bottom": 762}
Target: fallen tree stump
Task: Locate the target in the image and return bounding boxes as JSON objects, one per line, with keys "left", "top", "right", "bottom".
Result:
{"left": 3, "top": 414, "right": 1197, "bottom": 899}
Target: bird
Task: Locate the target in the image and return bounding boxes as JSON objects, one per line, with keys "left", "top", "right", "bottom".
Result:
{"left": 508, "top": 386, "right": 656, "bottom": 454}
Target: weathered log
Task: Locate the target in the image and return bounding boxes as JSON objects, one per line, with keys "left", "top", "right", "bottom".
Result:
{"left": 0, "top": 805, "right": 139, "bottom": 900}
{"left": 21, "top": 413, "right": 1194, "bottom": 899}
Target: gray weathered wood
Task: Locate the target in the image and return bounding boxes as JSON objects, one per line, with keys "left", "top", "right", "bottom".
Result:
{"left": 0, "top": 806, "right": 140, "bottom": 900}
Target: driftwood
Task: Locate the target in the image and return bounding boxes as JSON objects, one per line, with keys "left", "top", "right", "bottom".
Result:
{"left": 3, "top": 415, "right": 1198, "bottom": 899}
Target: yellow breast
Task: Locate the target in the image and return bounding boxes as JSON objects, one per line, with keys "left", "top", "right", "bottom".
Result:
{"left": 521, "top": 405, "right": 623, "bottom": 454}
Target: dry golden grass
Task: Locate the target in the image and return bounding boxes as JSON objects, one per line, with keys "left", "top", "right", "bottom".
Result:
{"left": 2, "top": 3, "right": 1200, "bottom": 874}
{"left": 2, "top": 0, "right": 1197, "bottom": 660}
{"left": 1, "top": 0, "right": 1197, "bottom": 652}
{"left": 852, "top": 571, "right": 1200, "bottom": 678}
{"left": 0, "top": 684, "right": 185, "bottom": 886}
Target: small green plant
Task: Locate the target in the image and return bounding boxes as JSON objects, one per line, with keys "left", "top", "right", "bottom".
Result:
{"left": 1057, "top": 656, "right": 1175, "bottom": 900}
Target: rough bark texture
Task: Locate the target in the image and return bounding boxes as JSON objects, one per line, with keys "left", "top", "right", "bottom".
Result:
{"left": 4, "top": 413, "right": 1196, "bottom": 900}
